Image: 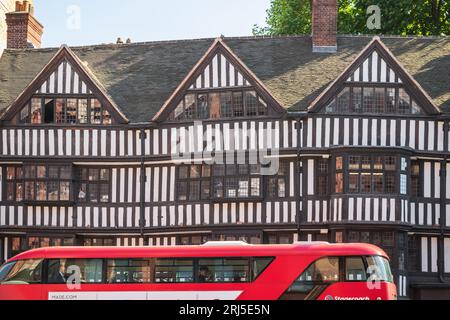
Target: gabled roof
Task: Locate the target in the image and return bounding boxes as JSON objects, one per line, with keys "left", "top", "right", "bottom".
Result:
{"left": 0, "top": 35, "right": 449, "bottom": 123}
{"left": 308, "top": 37, "right": 442, "bottom": 115}
{"left": 153, "top": 38, "right": 285, "bottom": 122}
{"left": 0, "top": 45, "right": 129, "bottom": 123}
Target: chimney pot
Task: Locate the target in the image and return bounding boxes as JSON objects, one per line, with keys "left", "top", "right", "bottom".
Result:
{"left": 116, "top": 37, "right": 124, "bottom": 44}
{"left": 6, "top": 0, "right": 43, "bottom": 49}
{"left": 312, "top": 0, "right": 337, "bottom": 53}
{"left": 126, "top": 38, "right": 132, "bottom": 44}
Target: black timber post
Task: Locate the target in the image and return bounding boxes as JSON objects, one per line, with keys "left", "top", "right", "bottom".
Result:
{"left": 439, "top": 121, "right": 449, "bottom": 283}
{"left": 139, "top": 129, "right": 146, "bottom": 237}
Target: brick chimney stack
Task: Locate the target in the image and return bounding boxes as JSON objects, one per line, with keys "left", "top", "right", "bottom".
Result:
{"left": 312, "top": 0, "right": 337, "bottom": 53}
{"left": 6, "top": 0, "right": 43, "bottom": 49}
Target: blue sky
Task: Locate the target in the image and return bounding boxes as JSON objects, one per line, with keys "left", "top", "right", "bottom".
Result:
{"left": 34, "top": 0, "right": 272, "bottom": 48}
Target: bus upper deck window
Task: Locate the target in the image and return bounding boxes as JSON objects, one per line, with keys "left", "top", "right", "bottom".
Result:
{"left": 47, "top": 259, "right": 103, "bottom": 284}
{"left": 0, "top": 262, "right": 17, "bottom": 283}
{"left": 1, "top": 259, "right": 43, "bottom": 284}
{"left": 365, "top": 256, "right": 394, "bottom": 283}
{"left": 299, "top": 257, "right": 339, "bottom": 283}
{"left": 345, "top": 257, "right": 367, "bottom": 281}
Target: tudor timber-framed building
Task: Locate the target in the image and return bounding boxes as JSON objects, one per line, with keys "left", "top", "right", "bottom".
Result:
{"left": 0, "top": 0, "right": 449, "bottom": 300}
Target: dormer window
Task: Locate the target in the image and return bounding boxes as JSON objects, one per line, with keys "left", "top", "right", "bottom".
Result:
{"left": 18, "top": 97, "right": 113, "bottom": 125}
{"left": 325, "top": 86, "right": 423, "bottom": 115}
{"left": 169, "top": 90, "right": 268, "bottom": 121}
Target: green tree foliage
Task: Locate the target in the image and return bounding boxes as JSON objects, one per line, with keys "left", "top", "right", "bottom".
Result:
{"left": 253, "top": 0, "right": 450, "bottom": 36}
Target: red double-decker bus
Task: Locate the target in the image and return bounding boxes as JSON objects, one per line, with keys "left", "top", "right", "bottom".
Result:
{"left": 0, "top": 242, "right": 396, "bottom": 300}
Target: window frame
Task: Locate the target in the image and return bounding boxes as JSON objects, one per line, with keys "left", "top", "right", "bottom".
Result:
{"left": 76, "top": 167, "right": 111, "bottom": 204}
{"left": 17, "top": 96, "right": 114, "bottom": 125}
{"left": 324, "top": 85, "right": 423, "bottom": 115}
{"left": 12, "top": 164, "right": 74, "bottom": 203}
{"left": 169, "top": 89, "right": 269, "bottom": 121}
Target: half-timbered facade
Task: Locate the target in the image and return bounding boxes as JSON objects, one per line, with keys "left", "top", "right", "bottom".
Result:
{"left": 0, "top": 4, "right": 450, "bottom": 299}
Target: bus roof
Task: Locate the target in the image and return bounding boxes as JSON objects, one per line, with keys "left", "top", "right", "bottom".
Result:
{"left": 8, "top": 243, "right": 389, "bottom": 262}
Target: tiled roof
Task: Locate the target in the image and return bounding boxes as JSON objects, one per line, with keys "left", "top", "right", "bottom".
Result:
{"left": 0, "top": 35, "right": 449, "bottom": 123}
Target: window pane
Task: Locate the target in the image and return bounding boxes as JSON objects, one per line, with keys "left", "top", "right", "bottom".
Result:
{"left": 6, "top": 182, "right": 14, "bottom": 201}
{"left": 49, "top": 166, "right": 59, "bottom": 179}
{"left": 21, "top": 105, "right": 30, "bottom": 123}
{"left": 61, "top": 167, "right": 72, "bottom": 179}
{"left": 47, "top": 259, "right": 103, "bottom": 284}
{"left": 386, "top": 88, "right": 396, "bottom": 113}
{"left": 349, "top": 156, "right": 360, "bottom": 170}
{"left": 238, "top": 179, "right": 249, "bottom": 198}
{"left": 232, "top": 92, "right": 244, "bottom": 117}
{"left": 2, "top": 259, "right": 43, "bottom": 284}
{"left": 336, "top": 157, "right": 343, "bottom": 171}
{"left": 349, "top": 174, "right": 359, "bottom": 193}
{"left": 278, "top": 178, "right": 286, "bottom": 198}
{"left": 189, "top": 181, "right": 200, "bottom": 201}
{"left": 220, "top": 92, "right": 233, "bottom": 118}
{"left": 16, "top": 183, "right": 24, "bottom": 202}
{"left": 244, "top": 91, "right": 258, "bottom": 116}
{"left": 55, "top": 99, "right": 66, "bottom": 123}
{"left": 202, "top": 166, "right": 211, "bottom": 178}
{"left": 6, "top": 167, "right": 15, "bottom": 180}
{"left": 48, "top": 182, "right": 59, "bottom": 201}
{"left": 363, "top": 88, "right": 375, "bottom": 113}
{"left": 361, "top": 156, "right": 371, "bottom": 170}
{"left": 353, "top": 88, "right": 363, "bottom": 112}
{"left": 155, "top": 259, "right": 194, "bottom": 283}
{"left": 337, "top": 87, "right": 350, "bottom": 112}
{"left": 335, "top": 173, "right": 343, "bottom": 193}
{"left": 213, "top": 178, "right": 223, "bottom": 198}
{"left": 184, "top": 94, "right": 196, "bottom": 119}
{"left": 198, "top": 258, "right": 249, "bottom": 283}
{"left": 25, "top": 182, "right": 35, "bottom": 200}
{"left": 373, "top": 174, "right": 384, "bottom": 193}
{"left": 250, "top": 178, "right": 260, "bottom": 197}
{"left": 360, "top": 174, "right": 372, "bottom": 193}
{"left": 31, "top": 98, "right": 42, "bottom": 124}
{"left": 177, "top": 182, "right": 187, "bottom": 201}
{"left": 90, "top": 99, "right": 102, "bottom": 124}
{"left": 190, "top": 165, "right": 201, "bottom": 178}
{"left": 225, "top": 178, "right": 237, "bottom": 198}
{"left": 89, "top": 169, "right": 99, "bottom": 181}
{"left": 258, "top": 97, "right": 267, "bottom": 116}
{"left": 398, "top": 89, "right": 410, "bottom": 113}
{"left": 100, "top": 169, "right": 110, "bottom": 181}
{"left": 346, "top": 257, "right": 367, "bottom": 281}
{"left": 78, "top": 184, "right": 87, "bottom": 201}
{"left": 299, "top": 257, "right": 339, "bottom": 283}
{"left": 385, "top": 156, "right": 396, "bottom": 171}
{"left": 374, "top": 88, "right": 385, "bottom": 113}
{"left": 385, "top": 175, "right": 396, "bottom": 193}
{"left": 374, "top": 157, "right": 383, "bottom": 170}
{"left": 36, "top": 166, "right": 46, "bottom": 178}
{"left": 209, "top": 93, "right": 221, "bottom": 119}
{"left": 196, "top": 94, "right": 209, "bottom": 119}
{"left": 100, "top": 184, "right": 109, "bottom": 203}
{"left": 89, "top": 184, "right": 98, "bottom": 203}
{"left": 66, "top": 99, "right": 77, "bottom": 124}
{"left": 102, "top": 109, "right": 112, "bottom": 125}
{"left": 60, "top": 182, "right": 71, "bottom": 201}
{"left": 107, "top": 259, "right": 153, "bottom": 284}
{"left": 78, "top": 99, "right": 88, "bottom": 124}
{"left": 201, "top": 181, "right": 210, "bottom": 200}
{"left": 36, "top": 182, "right": 47, "bottom": 201}
{"left": 178, "top": 166, "right": 188, "bottom": 179}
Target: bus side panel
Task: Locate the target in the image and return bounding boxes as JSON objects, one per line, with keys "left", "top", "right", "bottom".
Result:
{"left": 44, "top": 284, "right": 252, "bottom": 301}
{"left": 237, "top": 255, "right": 319, "bottom": 301}
{"left": 0, "top": 285, "right": 43, "bottom": 300}
{"left": 317, "top": 282, "right": 397, "bottom": 301}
